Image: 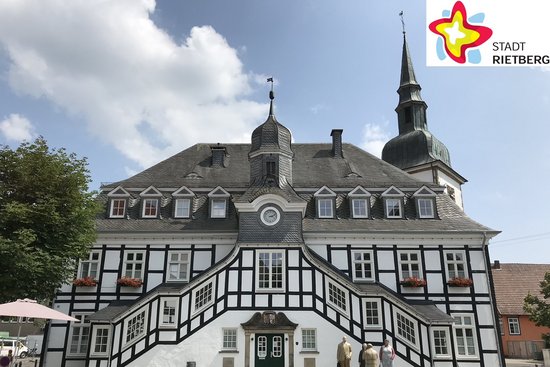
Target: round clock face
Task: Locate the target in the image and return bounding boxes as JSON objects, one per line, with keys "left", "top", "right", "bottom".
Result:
{"left": 261, "top": 207, "right": 280, "bottom": 226}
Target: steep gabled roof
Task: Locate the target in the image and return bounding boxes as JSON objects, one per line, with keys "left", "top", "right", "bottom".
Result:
{"left": 492, "top": 263, "right": 550, "bottom": 315}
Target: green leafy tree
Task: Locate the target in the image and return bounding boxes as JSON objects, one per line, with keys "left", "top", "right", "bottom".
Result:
{"left": 524, "top": 272, "right": 550, "bottom": 347}
{"left": 0, "top": 137, "right": 99, "bottom": 303}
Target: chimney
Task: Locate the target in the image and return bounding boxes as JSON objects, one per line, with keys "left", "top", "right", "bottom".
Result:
{"left": 211, "top": 145, "right": 226, "bottom": 167}
{"left": 492, "top": 260, "right": 500, "bottom": 270}
{"left": 331, "top": 129, "right": 343, "bottom": 158}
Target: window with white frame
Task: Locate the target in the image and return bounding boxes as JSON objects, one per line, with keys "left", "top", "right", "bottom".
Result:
{"left": 399, "top": 252, "right": 421, "bottom": 279}
{"left": 445, "top": 252, "right": 466, "bottom": 279}
{"left": 508, "top": 317, "right": 521, "bottom": 335}
{"left": 110, "top": 199, "right": 126, "bottom": 218}
{"left": 352, "top": 251, "right": 374, "bottom": 281}
{"left": 417, "top": 198, "right": 434, "bottom": 218}
{"left": 432, "top": 327, "right": 451, "bottom": 357}
{"left": 124, "top": 251, "right": 144, "bottom": 279}
{"left": 211, "top": 199, "right": 227, "bottom": 218}
{"left": 167, "top": 251, "right": 190, "bottom": 281}
{"left": 327, "top": 280, "right": 348, "bottom": 314}
{"left": 78, "top": 251, "right": 100, "bottom": 279}
{"left": 317, "top": 198, "right": 334, "bottom": 218}
{"left": 302, "top": 329, "right": 317, "bottom": 351}
{"left": 395, "top": 311, "right": 418, "bottom": 348}
{"left": 160, "top": 298, "right": 178, "bottom": 326}
{"left": 69, "top": 314, "right": 90, "bottom": 355}
{"left": 363, "top": 299, "right": 381, "bottom": 328}
{"left": 453, "top": 314, "right": 478, "bottom": 357}
{"left": 352, "top": 198, "right": 369, "bottom": 218}
{"left": 125, "top": 309, "right": 147, "bottom": 345}
{"left": 222, "top": 328, "right": 238, "bottom": 350}
{"left": 194, "top": 280, "right": 214, "bottom": 312}
{"left": 385, "top": 198, "right": 402, "bottom": 218}
{"left": 174, "top": 198, "right": 191, "bottom": 218}
{"left": 91, "top": 326, "right": 110, "bottom": 356}
{"left": 142, "top": 198, "right": 159, "bottom": 218}
{"left": 257, "top": 250, "right": 285, "bottom": 291}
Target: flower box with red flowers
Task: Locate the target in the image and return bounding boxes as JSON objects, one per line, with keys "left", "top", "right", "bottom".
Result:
{"left": 399, "top": 277, "right": 427, "bottom": 287}
{"left": 73, "top": 276, "right": 98, "bottom": 287}
{"left": 117, "top": 277, "right": 143, "bottom": 288}
{"left": 447, "top": 277, "right": 473, "bottom": 287}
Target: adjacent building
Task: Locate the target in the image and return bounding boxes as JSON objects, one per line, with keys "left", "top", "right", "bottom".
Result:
{"left": 492, "top": 262, "right": 550, "bottom": 359}
{"left": 42, "top": 36, "right": 504, "bottom": 367}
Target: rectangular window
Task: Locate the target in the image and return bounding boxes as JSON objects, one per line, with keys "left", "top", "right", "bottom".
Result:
{"left": 302, "top": 329, "right": 317, "bottom": 351}
{"left": 142, "top": 198, "right": 159, "bottom": 218}
{"left": 327, "top": 281, "right": 348, "bottom": 314}
{"left": 352, "top": 199, "right": 368, "bottom": 218}
{"left": 385, "top": 198, "right": 402, "bottom": 218}
{"left": 125, "top": 310, "right": 147, "bottom": 345}
{"left": 174, "top": 198, "right": 191, "bottom": 218}
{"left": 211, "top": 199, "right": 227, "bottom": 218}
{"left": 69, "top": 314, "right": 90, "bottom": 355}
{"left": 432, "top": 327, "right": 451, "bottom": 357}
{"left": 508, "top": 317, "right": 521, "bottom": 335}
{"left": 317, "top": 198, "right": 333, "bottom": 218}
{"left": 160, "top": 298, "right": 178, "bottom": 326}
{"left": 399, "top": 252, "right": 421, "bottom": 279}
{"left": 396, "top": 311, "right": 417, "bottom": 348}
{"left": 124, "top": 251, "right": 145, "bottom": 279}
{"left": 266, "top": 161, "right": 276, "bottom": 176}
{"left": 194, "top": 280, "right": 214, "bottom": 312}
{"left": 222, "top": 328, "right": 238, "bottom": 350}
{"left": 91, "top": 326, "right": 110, "bottom": 356}
{"left": 445, "top": 252, "right": 466, "bottom": 279}
{"left": 352, "top": 251, "right": 374, "bottom": 281}
{"left": 453, "top": 314, "right": 478, "bottom": 357}
{"left": 364, "top": 299, "right": 381, "bottom": 328}
{"left": 78, "top": 251, "right": 100, "bottom": 279}
{"left": 110, "top": 199, "right": 126, "bottom": 218}
{"left": 167, "top": 251, "right": 190, "bottom": 281}
{"left": 417, "top": 198, "right": 434, "bottom": 218}
{"left": 257, "top": 251, "right": 285, "bottom": 291}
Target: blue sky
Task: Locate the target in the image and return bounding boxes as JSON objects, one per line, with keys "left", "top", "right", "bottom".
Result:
{"left": 0, "top": 0, "right": 548, "bottom": 263}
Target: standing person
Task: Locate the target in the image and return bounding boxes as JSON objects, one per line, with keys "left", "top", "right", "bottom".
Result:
{"left": 337, "top": 336, "right": 353, "bottom": 367}
{"left": 358, "top": 343, "right": 368, "bottom": 367}
{"left": 379, "top": 339, "right": 396, "bottom": 367}
{"left": 363, "top": 343, "right": 379, "bottom": 367}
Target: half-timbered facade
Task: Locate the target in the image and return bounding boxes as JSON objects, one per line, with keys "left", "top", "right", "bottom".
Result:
{"left": 43, "top": 36, "right": 503, "bottom": 367}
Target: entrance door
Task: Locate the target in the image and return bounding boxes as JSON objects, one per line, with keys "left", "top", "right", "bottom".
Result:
{"left": 255, "top": 333, "right": 284, "bottom": 367}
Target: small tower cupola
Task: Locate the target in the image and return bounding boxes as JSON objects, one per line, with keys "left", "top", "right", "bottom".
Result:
{"left": 249, "top": 80, "right": 294, "bottom": 187}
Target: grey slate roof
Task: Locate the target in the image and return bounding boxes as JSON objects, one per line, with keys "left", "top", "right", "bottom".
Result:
{"left": 88, "top": 300, "right": 132, "bottom": 321}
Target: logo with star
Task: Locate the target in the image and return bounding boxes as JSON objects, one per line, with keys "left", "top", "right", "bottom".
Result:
{"left": 429, "top": 1, "right": 493, "bottom": 64}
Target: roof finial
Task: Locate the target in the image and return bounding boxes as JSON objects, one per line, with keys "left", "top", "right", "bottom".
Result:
{"left": 399, "top": 11, "right": 406, "bottom": 35}
{"left": 267, "top": 77, "right": 274, "bottom": 116}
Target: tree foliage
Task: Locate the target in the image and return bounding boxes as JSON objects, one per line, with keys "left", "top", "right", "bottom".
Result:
{"left": 524, "top": 272, "right": 550, "bottom": 345}
{"left": 0, "top": 137, "right": 99, "bottom": 303}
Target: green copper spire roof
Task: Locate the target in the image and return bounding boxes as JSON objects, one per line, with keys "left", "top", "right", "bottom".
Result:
{"left": 382, "top": 35, "right": 452, "bottom": 169}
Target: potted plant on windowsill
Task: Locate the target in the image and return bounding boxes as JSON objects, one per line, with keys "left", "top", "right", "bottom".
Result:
{"left": 447, "top": 277, "right": 473, "bottom": 287}
{"left": 117, "top": 277, "right": 143, "bottom": 288}
{"left": 400, "top": 277, "right": 427, "bottom": 288}
{"left": 73, "top": 276, "right": 97, "bottom": 287}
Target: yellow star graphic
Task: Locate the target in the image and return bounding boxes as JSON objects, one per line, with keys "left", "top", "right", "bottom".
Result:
{"left": 434, "top": 10, "right": 481, "bottom": 59}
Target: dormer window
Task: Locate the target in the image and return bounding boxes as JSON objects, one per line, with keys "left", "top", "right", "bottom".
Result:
{"left": 107, "top": 186, "right": 130, "bottom": 218}
{"left": 172, "top": 186, "right": 194, "bottom": 219}
{"left": 140, "top": 186, "right": 162, "bottom": 219}
{"left": 413, "top": 186, "right": 437, "bottom": 219}
{"left": 208, "top": 186, "right": 230, "bottom": 219}
{"left": 382, "top": 186, "right": 405, "bottom": 219}
{"left": 314, "top": 186, "right": 336, "bottom": 219}
{"left": 348, "top": 186, "right": 371, "bottom": 219}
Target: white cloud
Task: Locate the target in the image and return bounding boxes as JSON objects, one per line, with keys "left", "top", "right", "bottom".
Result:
{"left": 0, "top": 0, "right": 266, "bottom": 168}
{"left": 0, "top": 113, "right": 35, "bottom": 142}
{"left": 361, "top": 121, "right": 391, "bottom": 158}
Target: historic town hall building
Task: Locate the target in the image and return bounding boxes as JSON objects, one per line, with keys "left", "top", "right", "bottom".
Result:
{"left": 43, "top": 37, "right": 503, "bottom": 367}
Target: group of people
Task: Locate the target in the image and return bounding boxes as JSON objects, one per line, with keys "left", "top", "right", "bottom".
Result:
{"left": 337, "top": 337, "right": 396, "bottom": 367}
